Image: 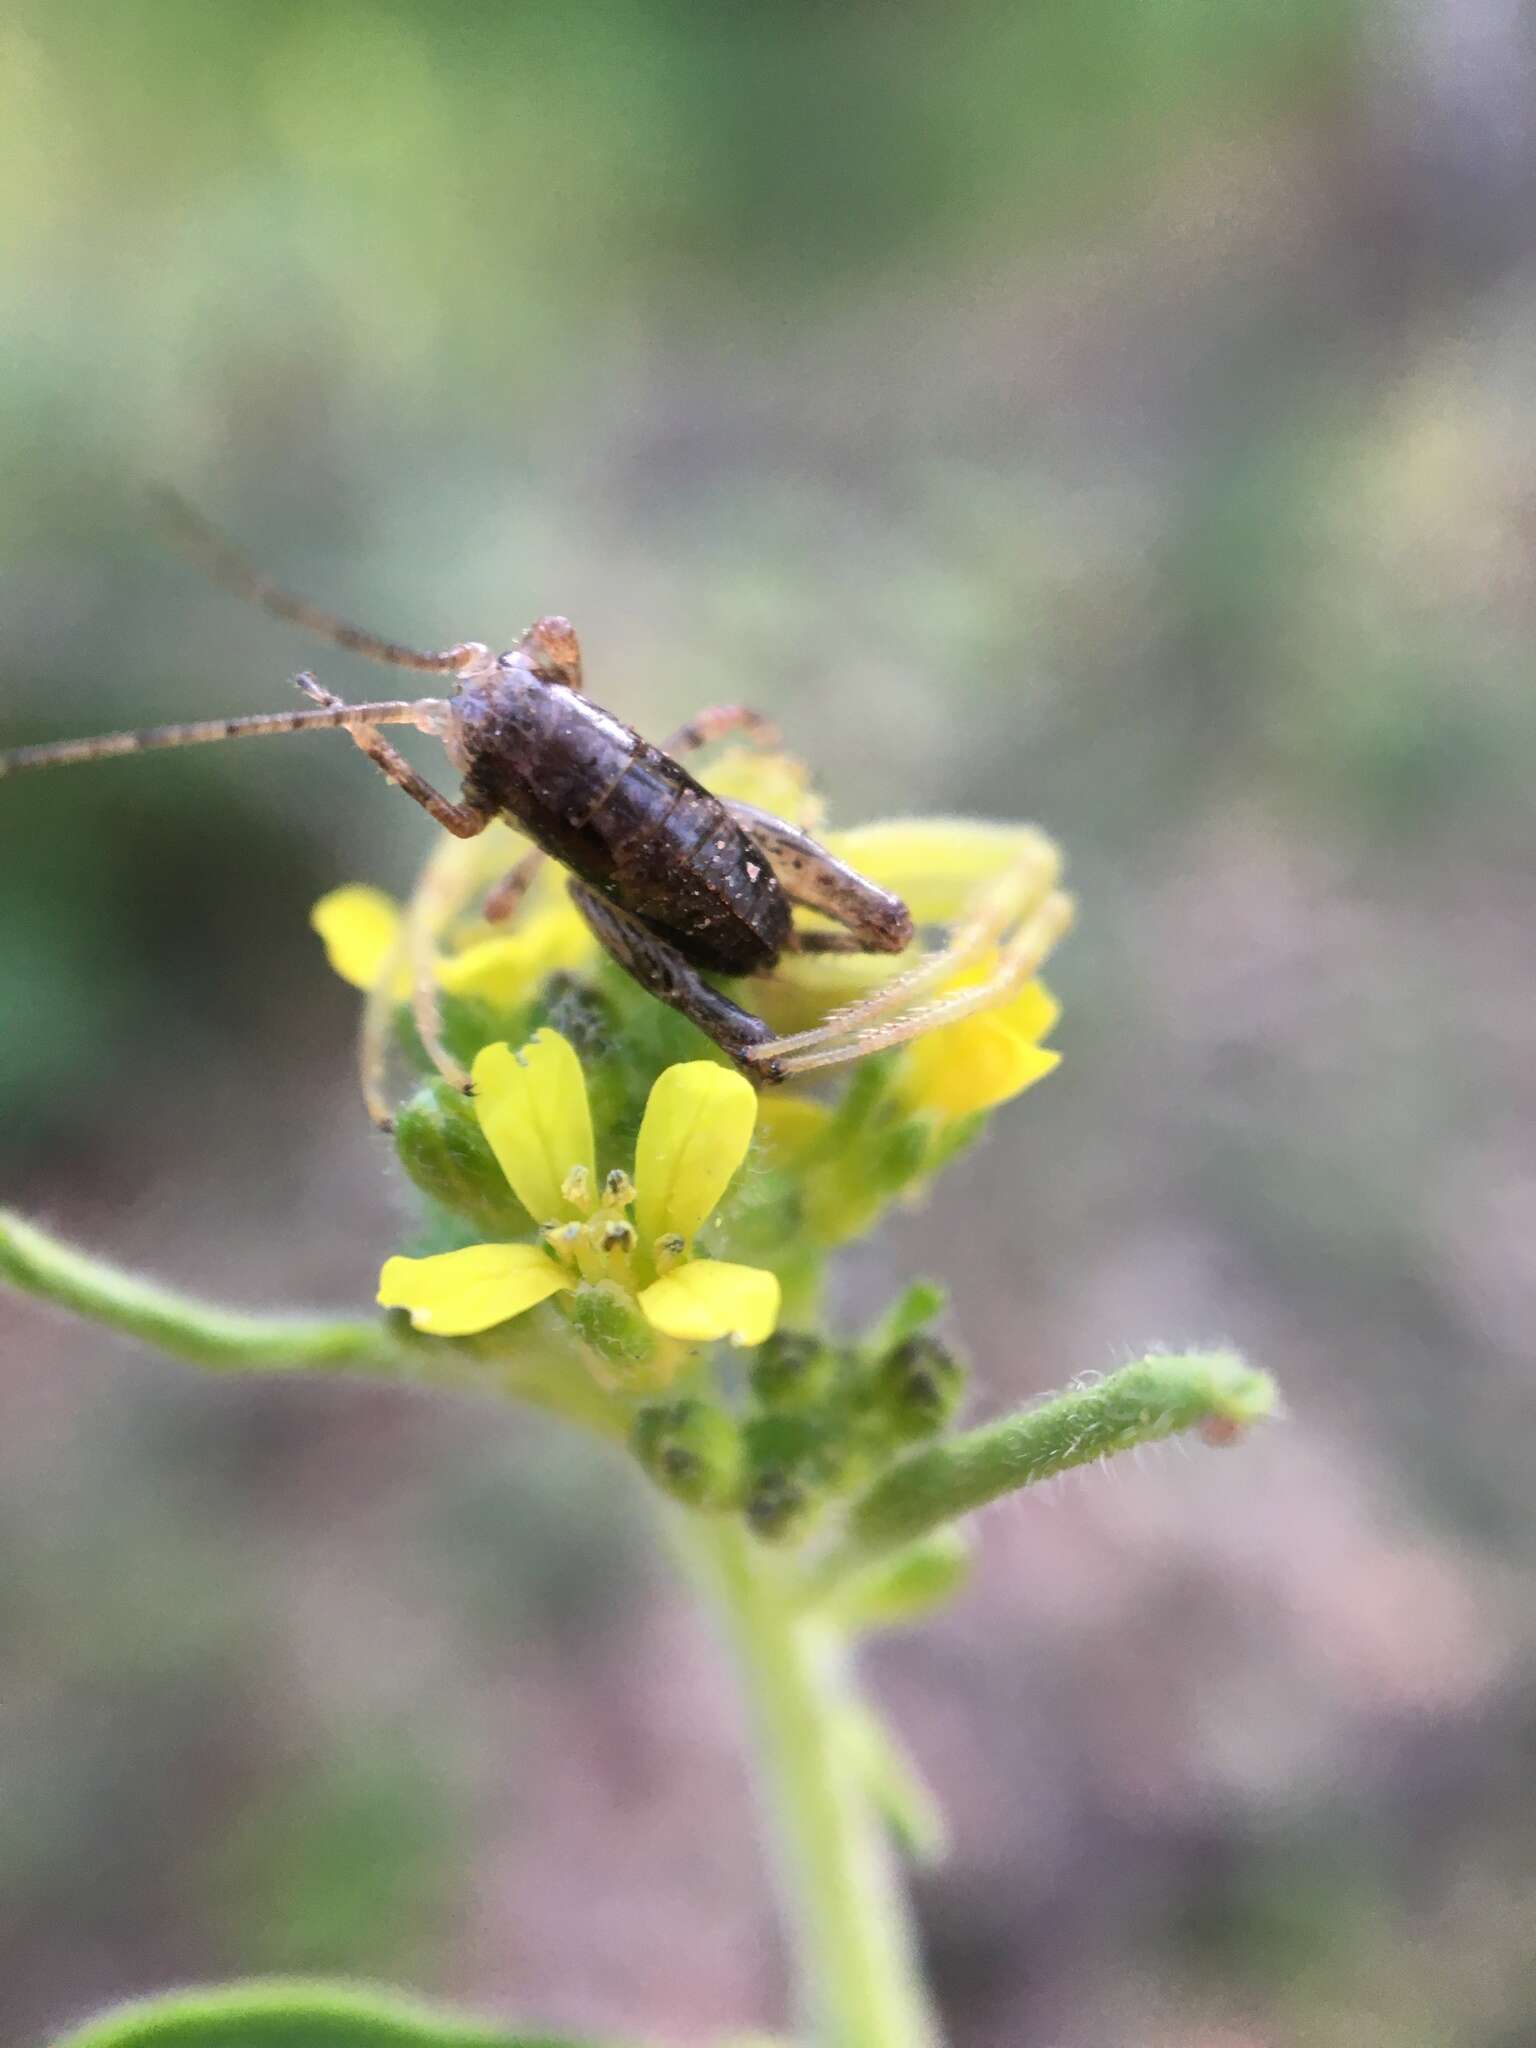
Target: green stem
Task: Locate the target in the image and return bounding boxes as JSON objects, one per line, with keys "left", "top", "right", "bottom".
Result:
{"left": 0, "top": 1207, "right": 631, "bottom": 1439}
{"left": 684, "top": 1517, "right": 942, "bottom": 2048}
{"left": 817, "top": 1348, "right": 1276, "bottom": 1590}
{"left": 0, "top": 1207, "right": 398, "bottom": 1371}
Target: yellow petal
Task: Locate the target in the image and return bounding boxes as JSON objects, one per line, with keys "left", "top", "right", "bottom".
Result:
{"left": 933, "top": 955, "right": 1061, "bottom": 1036}
{"left": 310, "top": 885, "right": 403, "bottom": 991}
{"left": 472, "top": 1031, "right": 595, "bottom": 1225}
{"left": 635, "top": 1061, "right": 758, "bottom": 1247}
{"left": 638, "top": 1258, "right": 781, "bottom": 1347}
{"left": 826, "top": 820, "right": 1060, "bottom": 926}
{"left": 902, "top": 1016, "right": 1061, "bottom": 1119}
{"left": 438, "top": 905, "right": 595, "bottom": 1008}
{"left": 995, "top": 976, "right": 1060, "bottom": 1046}
{"left": 757, "top": 947, "right": 906, "bottom": 1025}
{"left": 377, "top": 1242, "right": 569, "bottom": 1336}
{"left": 438, "top": 935, "right": 541, "bottom": 1006}
{"left": 754, "top": 1092, "right": 834, "bottom": 1167}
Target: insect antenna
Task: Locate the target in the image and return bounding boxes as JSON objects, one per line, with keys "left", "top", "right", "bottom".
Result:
{"left": 154, "top": 488, "right": 470, "bottom": 676}
{"left": 0, "top": 698, "right": 446, "bottom": 778}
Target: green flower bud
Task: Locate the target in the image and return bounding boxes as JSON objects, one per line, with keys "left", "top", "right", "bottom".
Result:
{"left": 566, "top": 1280, "right": 656, "bottom": 1373}
{"left": 744, "top": 1467, "right": 812, "bottom": 1543}
{"left": 923, "top": 1109, "right": 987, "bottom": 1177}
{"left": 393, "top": 1081, "right": 532, "bottom": 1237}
{"left": 633, "top": 1399, "right": 743, "bottom": 1510}
{"left": 740, "top": 1411, "right": 856, "bottom": 1543}
{"left": 867, "top": 1332, "right": 966, "bottom": 1445}
{"left": 746, "top": 1412, "right": 852, "bottom": 1490}
{"left": 749, "top": 1330, "right": 836, "bottom": 1409}
{"left": 868, "top": 1115, "right": 936, "bottom": 1194}
{"left": 533, "top": 972, "right": 614, "bottom": 1062}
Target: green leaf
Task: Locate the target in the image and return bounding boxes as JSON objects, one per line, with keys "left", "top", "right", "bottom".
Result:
{"left": 838, "top": 1701, "right": 949, "bottom": 1866}
{"left": 821, "top": 1529, "right": 972, "bottom": 1633}
{"left": 864, "top": 1280, "right": 947, "bottom": 1357}
{"left": 46, "top": 1978, "right": 634, "bottom": 2048}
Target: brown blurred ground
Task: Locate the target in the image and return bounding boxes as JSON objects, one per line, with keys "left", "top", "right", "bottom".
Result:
{"left": 3, "top": 5, "right": 1535, "bottom": 2044}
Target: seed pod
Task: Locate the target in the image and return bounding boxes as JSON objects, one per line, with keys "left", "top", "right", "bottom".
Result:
{"left": 393, "top": 1081, "right": 532, "bottom": 1237}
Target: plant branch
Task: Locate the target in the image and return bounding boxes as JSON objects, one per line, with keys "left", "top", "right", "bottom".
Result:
{"left": 816, "top": 1349, "right": 1276, "bottom": 1589}
{"left": 0, "top": 1207, "right": 639, "bottom": 1443}
{"left": 684, "top": 1518, "right": 941, "bottom": 2048}
{"left": 0, "top": 1208, "right": 403, "bottom": 1372}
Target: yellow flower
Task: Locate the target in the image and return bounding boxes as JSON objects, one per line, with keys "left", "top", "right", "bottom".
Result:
{"left": 310, "top": 885, "right": 404, "bottom": 992}
{"left": 756, "top": 817, "right": 1070, "bottom": 1121}
{"left": 377, "top": 1029, "right": 780, "bottom": 1351}
{"left": 310, "top": 882, "right": 592, "bottom": 1006}
{"left": 897, "top": 964, "right": 1061, "bottom": 1119}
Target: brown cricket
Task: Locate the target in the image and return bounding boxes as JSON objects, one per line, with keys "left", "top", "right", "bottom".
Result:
{"left": 0, "top": 501, "right": 1070, "bottom": 1109}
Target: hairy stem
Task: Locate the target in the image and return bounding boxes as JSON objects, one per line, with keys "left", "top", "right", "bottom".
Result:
{"left": 818, "top": 1349, "right": 1276, "bottom": 1589}
{"left": 685, "top": 1518, "right": 941, "bottom": 2048}
{"left": 0, "top": 1207, "right": 630, "bottom": 1438}
{"left": 0, "top": 1208, "right": 401, "bottom": 1371}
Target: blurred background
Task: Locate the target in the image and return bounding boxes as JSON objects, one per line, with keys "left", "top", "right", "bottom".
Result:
{"left": 2, "top": 4, "right": 1534, "bottom": 2043}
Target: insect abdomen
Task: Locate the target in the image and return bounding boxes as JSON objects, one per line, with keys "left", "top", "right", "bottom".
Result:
{"left": 601, "top": 755, "right": 791, "bottom": 976}
{"left": 456, "top": 676, "right": 790, "bottom": 975}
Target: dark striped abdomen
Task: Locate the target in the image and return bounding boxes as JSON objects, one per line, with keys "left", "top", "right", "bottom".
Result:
{"left": 456, "top": 674, "right": 791, "bottom": 976}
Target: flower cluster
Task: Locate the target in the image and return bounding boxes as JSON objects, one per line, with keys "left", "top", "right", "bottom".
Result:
{"left": 378, "top": 1027, "right": 779, "bottom": 1377}
{"left": 313, "top": 744, "right": 1073, "bottom": 1532}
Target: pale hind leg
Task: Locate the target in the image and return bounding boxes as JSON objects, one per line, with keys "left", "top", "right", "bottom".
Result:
{"left": 722, "top": 809, "right": 1068, "bottom": 1076}
{"left": 741, "top": 844, "right": 1061, "bottom": 1068}
{"left": 752, "top": 888, "right": 1075, "bottom": 1077}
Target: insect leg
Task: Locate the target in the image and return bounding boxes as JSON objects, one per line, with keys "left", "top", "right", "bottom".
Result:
{"left": 739, "top": 852, "right": 1060, "bottom": 1066}
{"left": 663, "top": 705, "right": 781, "bottom": 757}
{"left": 565, "top": 882, "right": 787, "bottom": 1083}
{"left": 482, "top": 846, "right": 547, "bottom": 924}
{"left": 357, "top": 919, "right": 410, "bottom": 1131}
{"left": 397, "top": 834, "right": 510, "bottom": 1098}
{"left": 762, "top": 889, "right": 1076, "bottom": 1077}
{"left": 725, "top": 801, "right": 913, "bottom": 953}
{"left": 295, "top": 675, "right": 493, "bottom": 839}
{"left": 354, "top": 830, "right": 497, "bottom": 1129}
